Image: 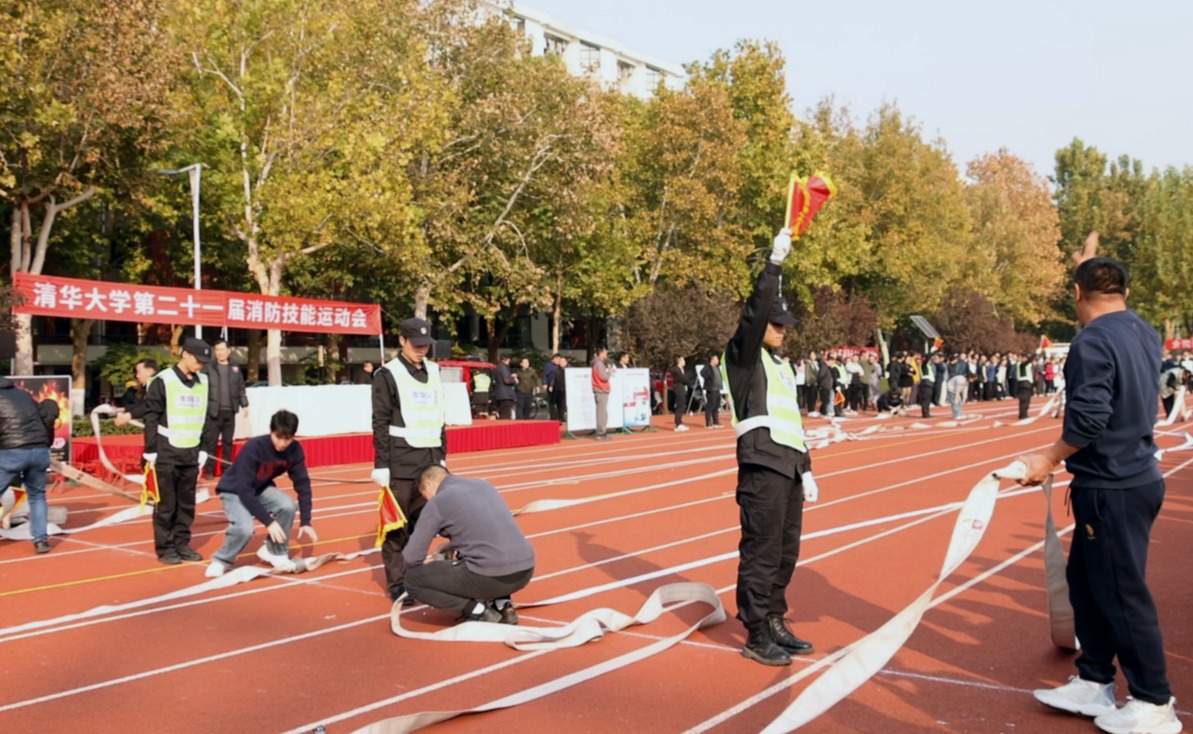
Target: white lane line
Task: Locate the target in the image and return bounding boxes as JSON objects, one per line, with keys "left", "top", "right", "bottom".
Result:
{"left": 683, "top": 455, "right": 1193, "bottom": 733}
{"left": 0, "top": 429, "right": 1064, "bottom": 718}
{"left": 0, "top": 473, "right": 1060, "bottom": 715}
{"left": 1, "top": 424, "right": 1055, "bottom": 568}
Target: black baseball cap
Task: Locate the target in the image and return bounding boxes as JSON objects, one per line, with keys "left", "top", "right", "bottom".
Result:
{"left": 769, "top": 298, "right": 798, "bottom": 326}
{"left": 181, "top": 337, "right": 212, "bottom": 363}
{"left": 399, "top": 317, "right": 434, "bottom": 346}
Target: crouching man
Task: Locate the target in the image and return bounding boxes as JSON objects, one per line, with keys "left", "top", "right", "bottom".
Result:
{"left": 205, "top": 410, "right": 316, "bottom": 577}
{"left": 402, "top": 465, "right": 534, "bottom": 624}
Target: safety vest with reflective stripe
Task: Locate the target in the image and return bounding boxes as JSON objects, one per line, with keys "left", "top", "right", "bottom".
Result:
{"left": 921, "top": 360, "right": 935, "bottom": 383}
{"left": 722, "top": 348, "right": 807, "bottom": 453}
{"left": 473, "top": 372, "right": 492, "bottom": 392}
{"left": 156, "top": 369, "right": 207, "bottom": 448}
{"left": 387, "top": 359, "right": 445, "bottom": 448}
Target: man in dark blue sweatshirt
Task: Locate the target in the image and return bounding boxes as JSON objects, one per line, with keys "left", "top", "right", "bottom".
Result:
{"left": 205, "top": 410, "right": 316, "bottom": 577}
{"left": 1018, "top": 257, "right": 1180, "bottom": 734}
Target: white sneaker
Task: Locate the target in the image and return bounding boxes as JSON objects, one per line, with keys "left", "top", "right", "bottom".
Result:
{"left": 1094, "top": 697, "right": 1182, "bottom": 734}
{"left": 205, "top": 559, "right": 228, "bottom": 578}
{"left": 256, "top": 545, "right": 296, "bottom": 572}
{"left": 675, "top": 424, "right": 688, "bottom": 432}
{"left": 1033, "top": 676, "right": 1117, "bottom": 717}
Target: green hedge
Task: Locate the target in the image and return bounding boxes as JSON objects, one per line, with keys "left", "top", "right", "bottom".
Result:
{"left": 72, "top": 417, "right": 145, "bottom": 437}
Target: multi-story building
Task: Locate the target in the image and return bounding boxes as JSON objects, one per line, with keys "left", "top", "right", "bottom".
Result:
{"left": 482, "top": 2, "right": 685, "bottom": 98}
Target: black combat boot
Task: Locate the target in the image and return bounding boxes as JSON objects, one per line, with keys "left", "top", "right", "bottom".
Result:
{"left": 741, "top": 624, "right": 792, "bottom": 666}
{"left": 767, "top": 615, "right": 815, "bottom": 655}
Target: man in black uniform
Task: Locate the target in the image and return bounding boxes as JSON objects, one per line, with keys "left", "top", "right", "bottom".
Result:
{"left": 143, "top": 337, "right": 211, "bottom": 564}
{"left": 371, "top": 317, "right": 447, "bottom": 602}
{"left": 1022, "top": 257, "right": 1181, "bottom": 734}
{"left": 815, "top": 352, "right": 835, "bottom": 417}
{"left": 549, "top": 355, "right": 568, "bottom": 424}
{"left": 702, "top": 355, "right": 723, "bottom": 428}
{"left": 670, "top": 356, "right": 689, "bottom": 432}
{"left": 723, "top": 227, "right": 816, "bottom": 667}
{"left": 917, "top": 354, "right": 937, "bottom": 418}
{"left": 1014, "top": 352, "right": 1034, "bottom": 420}
{"left": 201, "top": 339, "right": 249, "bottom": 479}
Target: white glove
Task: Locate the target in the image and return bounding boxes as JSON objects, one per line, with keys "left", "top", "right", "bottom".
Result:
{"left": 770, "top": 227, "right": 793, "bottom": 263}
{"left": 801, "top": 471, "right": 819, "bottom": 503}
{"left": 198, "top": 450, "right": 209, "bottom": 468}
{"left": 143, "top": 453, "right": 158, "bottom": 467}
{"left": 371, "top": 468, "right": 390, "bottom": 488}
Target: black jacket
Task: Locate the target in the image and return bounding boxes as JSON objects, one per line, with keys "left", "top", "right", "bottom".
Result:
{"left": 143, "top": 366, "right": 206, "bottom": 466}
{"left": 723, "top": 262, "right": 811, "bottom": 480}
{"left": 493, "top": 363, "right": 516, "bottom": 401}
{"left": 371, "top": 355, "right": 446, "bottom": 480}
{"left": 701, "top": 364, "right": 723, "bottom": 392}
{"left": 0, "top": 378, "right": 58, "bottom": 450}
{"left": 203, "top": 361, "right": 249, "bottom": 418}
{"left": 816, "top": 361, "right": 835, "bottom": 390}
{"left": 670, "top": 366, "right": 689, "bottom": 393}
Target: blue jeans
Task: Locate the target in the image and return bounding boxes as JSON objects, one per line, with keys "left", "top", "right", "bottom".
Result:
{"left": 0, "top": 447, "right": 52, "bottom": 544}
{"left": 212, "top": 486, "right": 297, "bottom": 565}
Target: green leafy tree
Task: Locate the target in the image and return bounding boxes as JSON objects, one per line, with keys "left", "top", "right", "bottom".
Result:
{"left": 690, "top": 41, "right": 797, "bottom": 268}
{"left": 2, "top": 0, "right": 172, "bottom": 373}
{"left": 964, "top": 150, "right": 1065, "bottom": 326}
{"left": 1053, "top": 139, "right": 1145, "bottom": 262}
{"left": 849, "top": 104, "right": 972, "bottom": 322}
{"left": 1133, "top": 166, "right": 1193, "bottom": 339}
{"left": 406, "top": 13, "right": 627, "bottom": 360}
{"left": 166, "top": 0, "right": 444, "bottom": 383}
{"left": 619, "top": 80, "right": 750, "bottom": 294}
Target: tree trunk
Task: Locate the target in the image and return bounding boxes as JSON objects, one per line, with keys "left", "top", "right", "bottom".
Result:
{"left": 70, "top": 318, "right": 93, "bottom": 416}
{"left": 324, "top": 333, "right": 340, "bottom": 384}
{"left": 246, "top": 329, "right": 263, "bottom": 382}
{"left": 551, "top": 286, "right": 563, "bottom": 355}
{"left": 9, "top": 189, "right": 97, "bottom": 373}
{"left": 14, "top": 313, "right": 34, "bottom": 375}
{"left": 484, "top": 318, "right": 497, "bottom": 363}
{"left": 336, "top": 333, "right": 350, "bottom": 382}
{"left": 267, "top": 329, "right": 283, "bottom": 386}
{"left": 875, "top": 327, "right": 890, "bottom": 367}
{"left": 265, "top": 262, "right": 284, "bottom": 386}
{"left": 413, "top": 281, "right": 431, "bottom": 321}
{"left": 1163, "top": 319, "right": 1176, "bottom": 341}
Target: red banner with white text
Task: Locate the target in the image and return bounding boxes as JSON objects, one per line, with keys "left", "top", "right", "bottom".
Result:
{"left": 12, "top": 273, "right": 381, "bottom": 336}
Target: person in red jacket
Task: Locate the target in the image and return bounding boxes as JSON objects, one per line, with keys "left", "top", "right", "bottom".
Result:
{"left": 591, "top": 346, "right": 615, "bottom": 440}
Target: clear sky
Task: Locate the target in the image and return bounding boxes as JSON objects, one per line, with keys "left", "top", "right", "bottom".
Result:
{"left": 516, "top": 0, "right": 1193, "bottom": 181}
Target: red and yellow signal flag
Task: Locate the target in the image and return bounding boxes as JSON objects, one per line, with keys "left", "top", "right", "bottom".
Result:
{"left": 785, "top": 172, "right": 837, "bottom": 238}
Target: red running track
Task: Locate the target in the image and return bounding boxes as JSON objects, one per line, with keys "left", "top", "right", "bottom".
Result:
{"left": 1, "top": 397, "right": 1189, "bottom": 734}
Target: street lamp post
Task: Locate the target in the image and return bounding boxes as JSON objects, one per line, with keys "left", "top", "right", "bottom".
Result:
{"left": 158, "top": 164, "right": 203, "bottom": 338}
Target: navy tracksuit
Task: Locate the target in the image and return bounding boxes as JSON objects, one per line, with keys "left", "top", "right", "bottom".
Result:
{"left": 1061, "top": 309, "right": 1172, "bottom": 705}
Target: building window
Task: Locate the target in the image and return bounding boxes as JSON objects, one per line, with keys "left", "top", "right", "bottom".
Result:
{"left": 579, "top": 43, "right": 600, "bottom": 73}
{"left": 644, "top": 66, "right": 661, "bottom": 90}
{"left": 544, "top": 34, "right": 567, "bottom": 56}
{"left": 617, "top": 60, "right": 635, "bottom": 85}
